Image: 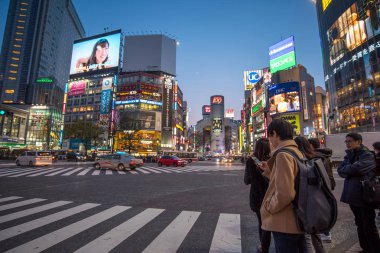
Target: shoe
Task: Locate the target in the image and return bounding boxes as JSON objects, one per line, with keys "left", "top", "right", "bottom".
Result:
{"left": 320, "top": 233, "right": 332, "bottom": 243}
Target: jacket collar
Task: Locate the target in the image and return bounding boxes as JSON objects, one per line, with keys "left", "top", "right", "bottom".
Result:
{"left": 271, "top": 140, "right": 298, "bottom": 155}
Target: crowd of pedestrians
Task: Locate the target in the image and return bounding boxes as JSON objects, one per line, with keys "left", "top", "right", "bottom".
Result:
{"left": 244, "top": 119, "right": 380, "bottom": 253}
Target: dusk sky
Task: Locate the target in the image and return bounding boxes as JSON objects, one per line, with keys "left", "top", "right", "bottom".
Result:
{"left": 0, "top": 0, "right": 323, "bottom": 125}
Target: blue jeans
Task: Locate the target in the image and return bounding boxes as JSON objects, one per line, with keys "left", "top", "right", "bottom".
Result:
{"left": 273, "top": 232, "right": 307, "bottom": 253}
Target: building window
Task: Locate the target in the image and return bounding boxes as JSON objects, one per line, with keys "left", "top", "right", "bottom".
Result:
{"left": 5, "top": 89, "right": 15, "bottom": 94}
{"left": 15, "top": 38, "right": 22, "bottom": 42}
{"left": 21, "top": 2, "right": 29, "bottom": 5}
{"left": 15, "top": 32, "right": 23, "bottom": 35}
{"left": 12, "top": 50, "right": 20, "bottom": 55}
{"left": 17, "top": 20, "right": 25, "bottom": 23}
{"left": 10, "top": 63, "right": 18, "bottom": 67}
{"left": 8, "top": 77, "right": 16, "bottom": 80}
{"left": 19, "top": 14, "right": 26, "bottom": 17}
{"left": 72, "top": 107, "right": 79, "bottom": 112}
{"left": 9, "top": 70, "right": 17, "bottom": 74}
{"left": 16, "top": 26, "right": 24, "bottom": 29}
{"left": 20, "top": 8, "right": 27, "bottom": 11}
{"left": 14, "top": 44, "right": 21, "bottom": 48}
{"left": 11, "top": 57, "right": 20, "bottom": 61}
{"left": 80, "top": 107, "right": 86, "bottom": 112}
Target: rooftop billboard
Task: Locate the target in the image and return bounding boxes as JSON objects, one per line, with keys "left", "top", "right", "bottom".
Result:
{"left": 269, "top": 36, "right": 296, "bottom": 73}
{"left": 70, "top": 30, "right": 121, "bottom": 75}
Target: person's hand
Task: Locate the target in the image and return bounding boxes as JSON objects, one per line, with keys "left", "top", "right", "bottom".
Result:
{"left": 258, "top": 161, "right": 269, "bottom": 172}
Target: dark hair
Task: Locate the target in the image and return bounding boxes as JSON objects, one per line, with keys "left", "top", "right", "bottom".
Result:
{"left": 253, "top": 138, "right": 271, "bottom": 161}
{"left": 88, "top": 39, "right": 109, "bottom": 65}
{"left": 288, "top": 96, "right": 294, "bottom": 109}
{"left": 267, "top": 119, "right": 294, "bottom": 140}
{"left": 346, "top": 132, "right": 362, "bottom": 142}
{"left": 308, "top": 138, "right": 320, "bottom": 149}
{"left": 295, "top": 136, "right": 316, "bottom": 159}
{"left": 373, "top": 142, "right": 380, "bottom": 151}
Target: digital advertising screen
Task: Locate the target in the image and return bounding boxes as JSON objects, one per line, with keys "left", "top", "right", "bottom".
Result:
{"left": 202, "top": 105, "right": 211, "bottom": 115}
{"left": 269, "top": 36, "right": 296, "bottom": 73}
{"left": 326, "top": 0, "right": 379, "bottom": 66}
{"left": 70, "top": 31, "right": 121, "bottom": 75}
{"left": 68, "top": 80, "right": 86, "bottom": 97}
{"left": 268, "top": 82, "right": 300, "bottom": 115}
{"left": 280, "top": 114, "right": 300, "bottom": 135}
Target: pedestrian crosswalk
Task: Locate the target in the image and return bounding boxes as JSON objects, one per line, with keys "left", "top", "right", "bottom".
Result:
{"left": 0, "top": 196, "right": 258, "bottom": 253}
{"left": 0, "top": 165, "right": 244, "bottom": 178}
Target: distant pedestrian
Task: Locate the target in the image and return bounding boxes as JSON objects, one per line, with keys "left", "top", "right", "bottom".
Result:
{"left": 259, "top": 120, "right": 307, "bottom": 253}
{"left": 338, "top": 133, "right": 380, "bottom": 253}
{"left": 308, "top": 137, "right": 335, "bottom": 243}
{"left": 295, "top": 137, "right": 326, "bottom": 253}
{"left": 244, "top": 138, "right": 271, "bottom": 253}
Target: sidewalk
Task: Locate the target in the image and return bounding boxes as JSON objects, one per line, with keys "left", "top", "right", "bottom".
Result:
{"left": 344, "top": 216, "right": 380, "bottom": 252}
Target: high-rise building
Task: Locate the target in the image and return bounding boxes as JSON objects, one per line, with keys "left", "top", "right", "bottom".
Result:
{"left": 316, "top": 0, "right": 380, "bottom": 132}
{"left": 0, "top": 0, "right": 85, "bottom": 150}
{"left": 0, "top": 0, "right": 85, "bottom": 104}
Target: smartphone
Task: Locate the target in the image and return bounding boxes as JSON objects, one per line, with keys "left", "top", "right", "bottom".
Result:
{"left": 252, "top": 157, "right": 262, "bottom": 166}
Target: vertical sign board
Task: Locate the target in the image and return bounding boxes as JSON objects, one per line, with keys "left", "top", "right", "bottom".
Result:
{"left": 243, "top": 70, "right": 263, "bottom": 90}
{"left": 161, "top": 77, "right": 174, "bottom": 147}
{"left": 301, "top": 81, "right": 309, "bottom": 120}
{"left": 100, "top": 77, "right": 113, "bottom": 114}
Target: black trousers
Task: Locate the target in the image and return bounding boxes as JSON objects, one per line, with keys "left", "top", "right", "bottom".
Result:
{"left": 255, "top": 211, "right": 271, "bottom": 253}
{"left": 350, "top": 205, "right": 380, "bottom": 253}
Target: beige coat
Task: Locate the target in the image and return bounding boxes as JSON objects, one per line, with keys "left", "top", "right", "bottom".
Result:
{"left": 260, "top": 140, "right": 303, "bottom": 234}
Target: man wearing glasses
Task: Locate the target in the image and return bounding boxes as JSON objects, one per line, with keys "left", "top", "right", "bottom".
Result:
{"left": 338, "top": 133, "right": 380, "bottom": 252}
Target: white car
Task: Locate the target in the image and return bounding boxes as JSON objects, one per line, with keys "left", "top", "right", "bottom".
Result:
{"left": 93, "top": 154, "right": 144, "bottom": 170}
{"left": 16, "top": 151, "right": 53, "bottom": 166}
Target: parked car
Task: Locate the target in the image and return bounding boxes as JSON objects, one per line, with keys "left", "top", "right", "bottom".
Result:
{"left": 16, "top": 151, "right": 53, "bottom": 166}
{"left": 158, "top": 156, "right": 186, "bottom": 167}
{"left": 93, "top": 154, "right": 144, "bottom": 170}
{"left": 198, "top": 156, "right": 205, "bottom": 161}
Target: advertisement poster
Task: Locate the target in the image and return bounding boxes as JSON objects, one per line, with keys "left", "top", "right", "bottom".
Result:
{"left": 100, "top": 90, "right": 112, "bottom": 115}
{"left": 70, "top": 31, "right": 121, "bottom": 75}
{"left": 68, "top": 80, "right": 86, "bottom": 97}
{"left": 268, "top": 82, "right": 300, "bottom": 115}
{"left": 280, "top": 114, "right": 300, "bottom": 135}
{"left": 212, "top": 118, "right": 222, "bottom": 132}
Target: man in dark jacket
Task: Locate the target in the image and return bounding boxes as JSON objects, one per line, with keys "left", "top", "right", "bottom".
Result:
{"left": 338, "top": 133, "right": 380, "bottom": 253}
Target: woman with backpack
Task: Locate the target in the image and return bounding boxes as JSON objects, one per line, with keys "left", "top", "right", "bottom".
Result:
{"left": 244, "top": 138, "right": 272, "bottom": 253}
{"left": 294, "top": 136, "right": 326, "bottom": 253}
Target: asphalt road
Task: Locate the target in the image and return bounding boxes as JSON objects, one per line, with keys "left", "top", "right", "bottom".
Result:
{"left": 0, "top": 161, "right": 367, "bottom": 253}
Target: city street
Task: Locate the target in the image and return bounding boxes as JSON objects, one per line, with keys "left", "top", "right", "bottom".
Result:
{"left": 0, "top": 161, "right": 365, "bottom": 253}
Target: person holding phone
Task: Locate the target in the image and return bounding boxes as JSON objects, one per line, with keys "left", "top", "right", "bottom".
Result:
{"left": 244, "top": 138, "right": 272, "bottom": 253}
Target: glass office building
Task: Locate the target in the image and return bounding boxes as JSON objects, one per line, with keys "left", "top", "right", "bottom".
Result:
{"left": 316, "top": 0, "right": 380, "bottom": 132}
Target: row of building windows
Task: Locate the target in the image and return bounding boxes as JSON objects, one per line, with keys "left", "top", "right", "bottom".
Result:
{"left": 65, "top": 114, "right": 99, "bottom": 122}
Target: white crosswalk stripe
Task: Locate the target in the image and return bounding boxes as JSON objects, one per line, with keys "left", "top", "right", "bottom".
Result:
{"left": 142, "top": 211, "right": 201, "bottom": 253}
{"left": 0, "top": 198, "right": 46, "bottom": 211}
{"left": 0, "top": 196, "right": 252, "bottom": 253}
{"left": 0, "top": 196, "right": 22, "bottom": 203}
{"left": 0, "top": 165, "right": 244, "bottom": 177}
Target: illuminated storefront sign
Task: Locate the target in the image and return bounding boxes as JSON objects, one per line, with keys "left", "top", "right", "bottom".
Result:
{"left": 211, "top": 96, "right": 223, "bottom": 104}
{"left": 270, "top": 51, "right": 296, "bottom": 74}
{"left": 100, "top": 90, "right": 112, "bottom": 114}
{"left": 322, "top": 0, "right": 332, "bottom": 11}
{"left": 243, "top": 70, "right": 263, "bottom": 90}
{"left": 203, "top": 105, "right": 211, "bottom": 115}
{"left": 225, "top": 108, "right": 235, "bottom": 118}
{"left": 36, "top": 77, "right": 53, "bottom": 83}
{"left": 115, "top": 100, "right": 162, "bottom": 106}
{"left": 176, "top": 124, "right": 184, "bottom": 131}
{"left": 252, "top": 101, "right": 263, "bottom": 115}
{"left": 269, "top": 36, "right": 296, "bottom": 73}
{"left": 68, "top": 80, "right": 86, "bottom": 96}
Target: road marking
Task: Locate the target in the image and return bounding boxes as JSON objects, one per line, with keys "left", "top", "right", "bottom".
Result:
{"left": 0, "top": 201, "right": 72, "bottom": 224}
{"left": 77, "top": 168, "right": 91, "bottom": 176}
{"left": 135, "top": 168, "right": 150, "bottom": 174}
{"left": 0, "top": 203, "right": 99, "bottom": 241}
{"left": 0, "top": 167, "right": 31, "bottom": 175}
{"left": 151, "top": 167, "right": 172, "bottom": 173}
{"left": 140, "top": 167, "right": 162, "bottom": 173}
{"left": 0, "top": 167, "right": 44, "bottom": 177}
{"left": 27, "top": 167, "right": 65, "bottom": 177}
{"left": 209, "top": 213, "right": 241, "bottom": 253}
{"left": 75, "top": 208, "right": 164, "bottom": 253}
{"left": 0, "top": 198, "right": 46, "bottom": 211}
{"left": 4, "top": 206, "right": 130, "bottom": 253}
{"left": 0, "top": 196, "right": 22, "bottom": 203}
{"left": 105, "top": 169, "right": 113, "bottom": 175}
{"left": 117, "top": 170, "right": 126, "bottom": 175}
{"left": 129, "top": 170, "right": 138, "bottom": 174}
{"left": 92, "top": 169, "right": 101, "bottom": 175}
{"left": 45, "top": 167, "right": 75, "bottom": 176}
{"left": 62, "top": 167, "right": 84, "bottom": 176}
{"left": 142, "top": 211, "right": 201, "bottom": 253}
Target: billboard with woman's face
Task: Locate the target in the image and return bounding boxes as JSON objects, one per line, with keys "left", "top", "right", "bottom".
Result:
{"left": 268, "top": 82, "right": 300, "bottom": 116}
{"left": 70, "top": 31, "right": 121, "bottom": 75}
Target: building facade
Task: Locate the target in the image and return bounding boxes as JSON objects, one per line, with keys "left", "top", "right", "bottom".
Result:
{"left": 316, "top": 0, "right": 380, "bottom": 132}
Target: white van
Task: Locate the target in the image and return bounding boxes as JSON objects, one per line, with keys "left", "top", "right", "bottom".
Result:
{"left": 16, "top": 151, "right": 53, "bottom": 166}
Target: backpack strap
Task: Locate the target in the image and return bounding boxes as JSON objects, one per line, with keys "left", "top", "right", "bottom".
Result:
{"left": 273, "top": 147, "right": 305, "bottom": 162}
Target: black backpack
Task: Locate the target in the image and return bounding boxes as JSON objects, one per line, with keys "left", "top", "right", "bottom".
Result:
{"left": 274, "top": 148, "right": 338, "bottom": 234}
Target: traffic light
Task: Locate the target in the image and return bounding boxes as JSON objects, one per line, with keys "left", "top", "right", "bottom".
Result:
{"left": 0, "top": 110, "right": 5, "bottom": 115}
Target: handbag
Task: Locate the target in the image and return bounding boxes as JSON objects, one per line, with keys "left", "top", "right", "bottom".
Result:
{"left": 361, "top": 176, "right": 380, "bottom": 206}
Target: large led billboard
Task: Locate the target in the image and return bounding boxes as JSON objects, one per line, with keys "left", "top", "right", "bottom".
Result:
{"left": 268, "top": 82, "right": 300, "bottom": 115}
{"left": 269, "top": 36, "right": 296, "bottom": 73}
{"left": 68, "top": 80, "right": 86, "bottom": 97}
{"left": 70, "top": 30, "right": 121, "bottom": 75}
